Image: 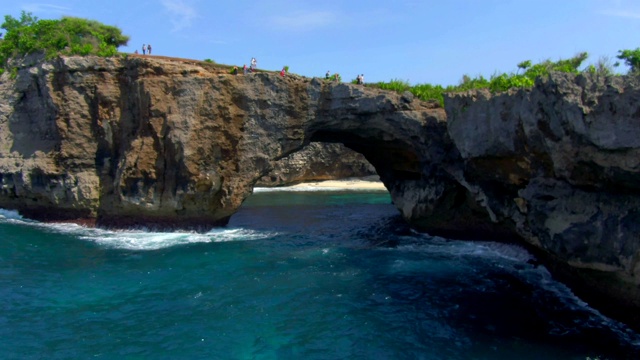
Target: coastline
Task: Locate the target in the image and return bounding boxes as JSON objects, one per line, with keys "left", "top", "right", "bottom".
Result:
{"left": 253, "top": 177, "right": 387, "bottom": 192}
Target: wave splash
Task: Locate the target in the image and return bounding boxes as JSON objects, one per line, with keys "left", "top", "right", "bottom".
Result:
{"left": 79, "top": 227, "right": 276, "bottom": 250}
{"left": 0, "top": 208, "right": 26, "bottom": 221}
{"left": 0, "top": 208, "right": 276, "bottom": 251}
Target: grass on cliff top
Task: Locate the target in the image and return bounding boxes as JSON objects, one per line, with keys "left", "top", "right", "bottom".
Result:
{"left": 366, "top": 52, "right": 620, "bottom": 107}
{"left": 2, "top": 11, "right": 635, "bottom": 104}
{"left": 0, "top": 11, "right": 128, "bottom": 76}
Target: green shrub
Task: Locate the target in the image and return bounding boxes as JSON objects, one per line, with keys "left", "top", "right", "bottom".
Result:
{"left": 203, "top": 58, "right": 214, "bottom": 63}
{"left": 586, "top": 56, "right": 615, "bottom": 76}
{"left": 375, "top": 78, "right": 411, "bottom": 92}
{"left": 456, "top": 74, "right": 490, "bottom": 91}
{"left": 0, "top": 11, "right": 129, "bottom": 72}
{"left": 617, "top": 48, "right": 640, "bottom": 74}
{"left": 410, "top": 83, "right": 447, "bottom": 105}
{"left": 370, "top": 52, "right": 592, "bottom": 106}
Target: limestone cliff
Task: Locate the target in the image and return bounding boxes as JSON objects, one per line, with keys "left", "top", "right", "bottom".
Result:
{"left": 1, "top": 55, "right": 640, "bottom": 328}
{"left": 256, "top": 142, "right": 375, "bottom": 186}
{"left": 0, "top": 55, "right": 445, "bottom": 230}
{"left": 443, "top": 73, "right": 640, "bottom": 326}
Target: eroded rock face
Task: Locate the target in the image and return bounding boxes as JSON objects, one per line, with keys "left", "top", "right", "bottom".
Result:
{"left": 0, "top": 56, "right": 448, "bottom": 229}
{"left": 255, "top": 142, "right": 375, "bottom": 186}
{"left": 444, "top": 73, "right": 640, "bottom": 325}
{"left": 1, "top": 56, "right": 639, "bottom": 328}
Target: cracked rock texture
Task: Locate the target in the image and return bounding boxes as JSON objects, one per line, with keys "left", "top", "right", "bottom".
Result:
{"left": 444, "top": 73, "right": 640, "bottom": 327}
{"left": 1, "top": 56, "right": 639, "bottom": 328}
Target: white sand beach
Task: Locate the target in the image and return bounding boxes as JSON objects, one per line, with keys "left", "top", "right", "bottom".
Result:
{"left": 254, "top": 177, "right": 387, "bottom": 192}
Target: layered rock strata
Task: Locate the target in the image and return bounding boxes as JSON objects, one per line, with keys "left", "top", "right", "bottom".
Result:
{"left": 0, "top": 55, "right": 446, "bottom": 230}
{"left": 1, "top": 55, "right": 639, "bottom": 328}
{"left": 444, "top": 73, "right": 640, "bottom": 327}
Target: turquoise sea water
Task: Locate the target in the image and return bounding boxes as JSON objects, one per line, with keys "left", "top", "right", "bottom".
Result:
{"left": 1, "top": 189, "right": 639, "bottom": 359}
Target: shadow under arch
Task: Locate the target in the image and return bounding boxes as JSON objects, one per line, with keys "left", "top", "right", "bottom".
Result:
{"left": 303, "top": 127, "right": 517, "bottom": 244}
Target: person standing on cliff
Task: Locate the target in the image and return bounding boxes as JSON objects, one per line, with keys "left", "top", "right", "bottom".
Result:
{"left": 243, "top": 64, "right": 247, "bottom": 75}
{"left": 251, "top": 57, "right": 257, "bottom": 72}
{"left": 147, "top": 44, "right": 152, "bottom": 55}
{"left": 326, "top": 71, "right": 330, "bottom": 79}
{"left": 142, "top": 44, "right": 146, "bottom": 55}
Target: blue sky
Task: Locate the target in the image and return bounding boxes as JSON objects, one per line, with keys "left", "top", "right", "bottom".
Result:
{"left": 2, "top": 0, "right": 639, "bottom": 85}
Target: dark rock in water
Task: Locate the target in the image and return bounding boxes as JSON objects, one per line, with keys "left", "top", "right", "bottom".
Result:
{"left": 443, "top": 73, "right": 640, "bottom": 330}
{"left": 1, "top": 55, "right": 640, "bottom": 330}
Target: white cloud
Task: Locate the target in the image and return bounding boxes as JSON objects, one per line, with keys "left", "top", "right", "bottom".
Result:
{"left": 597, "top": 0, "right": 640, "bottom": 20}
{"left": 601, "top": 9, "right": 640, "bottom": 19}
{"left": 270, "top": 10, "right": 337, "bottom": 30}
{"left": 161, "top": 0, "right": 199, "bottom": 32}
{"left": 21, "top": 3, "right": 72, "bottom": 15}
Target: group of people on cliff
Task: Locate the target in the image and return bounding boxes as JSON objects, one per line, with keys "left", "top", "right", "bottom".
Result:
{"left": 237, "top": 58, "right": 257, "bottom": 75}
{"left": 134, "top": 44, "right": 152, "bottom": 55}
{"left": 228, "top": 58, "right": 361, "bottom": 82}
{"left": 244, "top": 58, "right": 257, "bottom": 73}
{"left": 325, "top": 71, "right": 341, "bottom": 82}
{"left": 231, "top": 58, "right": 259, "bottom": 75}
{"left": 230, "top": 58, "right": 286, "bottom": 78}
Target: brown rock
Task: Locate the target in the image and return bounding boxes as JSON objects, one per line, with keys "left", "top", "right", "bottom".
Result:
{"left": 256, "top": 142, "right": 376, "bottom": 187}
{"left": 2, "top": 56, "right": 640, "bottom": 329}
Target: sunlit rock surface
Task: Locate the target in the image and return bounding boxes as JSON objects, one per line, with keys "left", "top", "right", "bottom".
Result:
{"left": 1, "top": 55, "right": 639, "bottom": 328}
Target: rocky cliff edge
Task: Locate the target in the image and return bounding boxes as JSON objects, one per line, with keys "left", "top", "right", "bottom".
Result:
{"left": 1, "top": 55, "right": 639, "bottom": 329}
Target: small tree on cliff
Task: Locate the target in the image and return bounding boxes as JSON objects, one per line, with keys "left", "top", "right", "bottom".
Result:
{"left": 616, "top": 48, "right": 640, "bottom": 74}
{"left": 516, "top": 60, "right": 532, "bottom": 74}
{"left": 0, "top": 11, "right": 129, "bottom": 75}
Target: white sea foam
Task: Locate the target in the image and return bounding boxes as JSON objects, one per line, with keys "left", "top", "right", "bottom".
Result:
{"left": 79, "top": 230, "right": 208, "bottom": 250}
{"left": 525, "top": 263, "right": 640, "bottom": 343}
{"left": 466, "top": 241, "right": 535, "bottom": 262}
{"left": 81, "top": 227, "right": 277, "bottom": 250}
{"left": 396, "top": 234, "right": 640, "bottom": 342}
{"left": 394, "top": 236, "right": 535, "bottom": 263}
{"left": 0, "top": 208, "right": 25, "bottom": 221}
{"left": 0, "top": 208, "right": 276, "bottom": 250}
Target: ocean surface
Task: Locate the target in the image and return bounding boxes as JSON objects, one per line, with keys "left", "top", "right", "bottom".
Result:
{"left": 1, "top": 188, "right": 639, "bottom": 359}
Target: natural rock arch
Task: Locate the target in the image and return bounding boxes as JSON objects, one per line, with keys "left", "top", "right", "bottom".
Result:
{"left": 254, "top": 142, "right": 376, "bottom": 187}
{"left": 2, "top": 56, "right": 640, "bottom": 329}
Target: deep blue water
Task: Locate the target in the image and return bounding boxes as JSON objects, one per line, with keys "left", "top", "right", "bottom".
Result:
{"left": 1, "top": 188, "right": 639, "bottom": 359}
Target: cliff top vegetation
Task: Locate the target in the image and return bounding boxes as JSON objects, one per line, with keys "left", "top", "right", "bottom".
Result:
{"left": 369, "top": 50, "right": 640, "bottom": 107}
{"left": 0, "top": 11, "right": 129, "bottom": 76}
{"left": 1, "top": 12, "right": 638, "bottom": 107}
